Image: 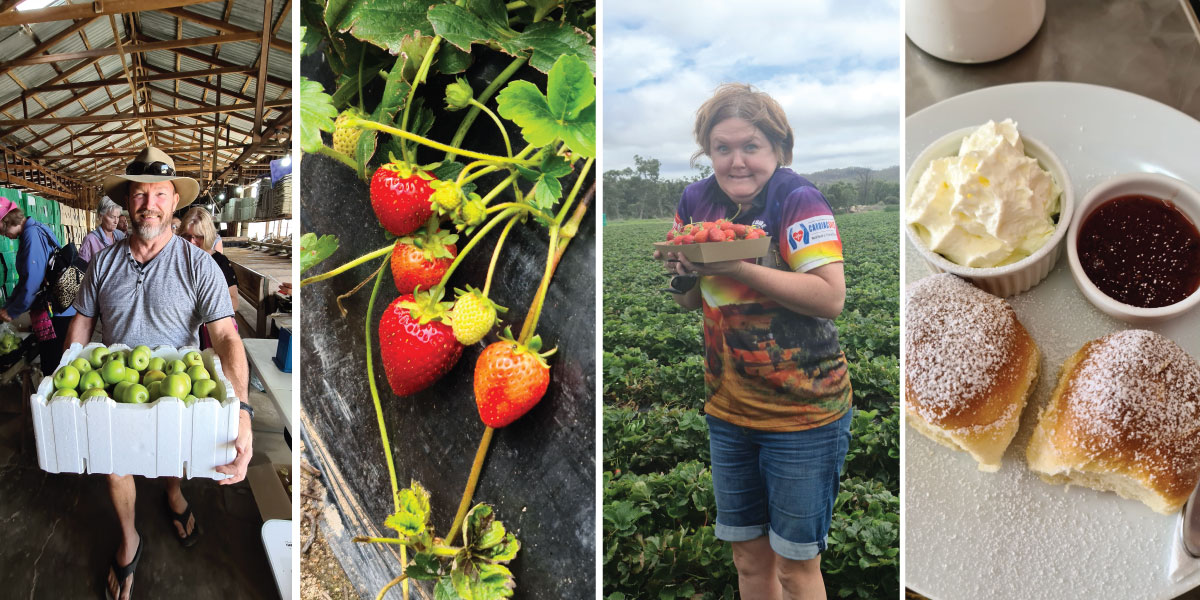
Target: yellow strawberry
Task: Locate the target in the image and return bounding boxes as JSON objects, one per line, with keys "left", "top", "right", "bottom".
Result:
{"left": 332, "top": 109, "right": 364, "bottom": 156}
{"left": 450, "top": 286, "right": 506, "bottom": 345}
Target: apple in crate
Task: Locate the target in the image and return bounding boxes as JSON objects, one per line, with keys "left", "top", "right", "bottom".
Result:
{"left": 80, "top": 370, "right": 105, "bottom": 391}
{"left": 129, "top": 345, "right": 151, "bottom": 370}
{"left": 192, "top": 379, "right": 217, "bottom": 399}
{"left": 53, "top": 365, "right": 80, "bottom": 390}
{"left": 69, "top": 358, "right": 91, "bottom": 373}
{"left": 162, "top": 373, "right": 191, "bottom": 399}
{"left": 125, "top": 384, "right": 149, "bottom": 404}
{"left": 166, "top": 360, "right": 187, "bottom": 375}
{"left": 148, "top": 357, "right": 166, "bottom": 373}
{"left": 183, "top": 351, "right": 204, "bottom": 368}
{"left": 89, "top": 347, "right": 110, "bottom": 368}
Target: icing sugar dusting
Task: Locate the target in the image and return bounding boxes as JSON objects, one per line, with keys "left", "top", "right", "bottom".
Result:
{"left": 904, "top": 273, "right": 1019, "bottom": 424}
{"left": 1063, "top": 329, "right": 1200, "bottom": 496}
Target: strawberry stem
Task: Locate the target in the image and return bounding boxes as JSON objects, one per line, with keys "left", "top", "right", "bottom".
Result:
{"left": 317, "top": 145, "right": 357, "bottom": 170}
{"left": 336, "top": 260, "right": 388, "bottom": 317}
{"left": 375, "top": 574, "right": 408, "bottom": 600}
{"left": 348, "top": 118, "right": 538, "bottom": 167}
{"left": 399, "top": 35, "right": 442, "bottom": 164}
{"left": 484, "top": 213, "right": 521, "bottom": 296}
{"left": 518, "top": 182, "right": 593, "bottom": 343}
{"left": 363, "top": 257, "right": 401, "bottom": 512}
{"left": 446, "top": 426, "right": 494, "bottom": 545}
{"left": 555, "top": 156, "right": 594, "bottom": 226}
{"left": 301, "top": 243, "right": 396, "bottom": 287}
{"left": 445, "top": 56, "right": 526, "bottom": 163}
{"left": 437, "top": 206, "right": 523, "bottom": 288}
{"left": 467, "top": 98, "right": 513, "bottom": 157}
{"left": 485, "top": 202, "right": 552, "bottom": 223}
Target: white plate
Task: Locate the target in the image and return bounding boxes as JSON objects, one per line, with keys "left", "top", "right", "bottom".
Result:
{"left": 905, "top": 82, "right": 1200, "bottom": 600}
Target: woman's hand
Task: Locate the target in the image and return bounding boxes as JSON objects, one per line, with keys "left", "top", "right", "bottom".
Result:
{"left": 0, "top": 309, "right": 11, "bottom": 323}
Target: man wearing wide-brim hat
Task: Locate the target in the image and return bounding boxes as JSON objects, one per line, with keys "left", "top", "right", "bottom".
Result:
{"left": 63, "top": 147, "right": 252, "bottom": 600}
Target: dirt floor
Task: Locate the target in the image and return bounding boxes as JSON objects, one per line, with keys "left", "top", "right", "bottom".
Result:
{"left": 300, "top": 440, "right": 360, "bottom": 600}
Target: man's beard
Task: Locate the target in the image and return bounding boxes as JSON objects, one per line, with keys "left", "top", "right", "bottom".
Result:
{"left": 133, "top": 210, "right": 168, "bottom": 240}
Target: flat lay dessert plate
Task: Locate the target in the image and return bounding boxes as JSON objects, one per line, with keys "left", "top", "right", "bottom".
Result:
{"left": 905, "top": 82, "right": 1200, "bottom": 600}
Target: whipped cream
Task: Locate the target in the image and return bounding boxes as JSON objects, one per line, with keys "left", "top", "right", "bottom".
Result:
{"left": 907, "top": 119, "right": 1061, "bottom": 268}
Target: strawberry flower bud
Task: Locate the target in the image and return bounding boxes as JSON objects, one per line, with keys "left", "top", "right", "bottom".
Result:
{"left": 445, "top": 78, "right": 473, "bottom": 111}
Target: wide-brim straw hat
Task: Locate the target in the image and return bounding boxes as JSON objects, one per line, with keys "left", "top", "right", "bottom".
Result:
{"left": 102, "top": 147, "right": 199, "bottom": 208}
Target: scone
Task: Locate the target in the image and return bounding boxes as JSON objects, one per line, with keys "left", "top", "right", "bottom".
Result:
{"left": 1026, "top": 330, "right": 1200, "bottom": 514}
{"left": 904, "top": 273, "right": 1041, "bottom": 471}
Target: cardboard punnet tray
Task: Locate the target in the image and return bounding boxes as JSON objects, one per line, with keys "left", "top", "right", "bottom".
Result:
{"left": 652, "top": 236, "right": 772, "bottom": 263}
{"left": 31, "top": 343, "right": 240, "bottom": 480}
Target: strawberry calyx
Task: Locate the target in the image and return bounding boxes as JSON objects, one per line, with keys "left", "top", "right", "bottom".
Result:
{"left": 380, "top": 160, "right": 435, "bottom": 182}
{"left": 397, "top": 287, "right": 453, "bottom": 325}
{"left": 398, "top": 216, "right": 459, "bottom": 261}
{"left": 454, "top": 285, "right": 508, "bottom": 316}
{"left": 497, "top": 326, "right": 556, "bottom": 369}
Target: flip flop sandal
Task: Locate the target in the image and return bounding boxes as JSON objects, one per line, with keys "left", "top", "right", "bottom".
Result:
{"left": 167, "top": 499, "right": 201, "bottom": 548}
{"left": 104, "top": 535, "right": 142, "bottom": 600}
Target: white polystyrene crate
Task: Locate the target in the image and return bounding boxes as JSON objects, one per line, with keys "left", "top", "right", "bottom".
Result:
{"left": 31, "top": 343, "right": 240, "bottom": 480}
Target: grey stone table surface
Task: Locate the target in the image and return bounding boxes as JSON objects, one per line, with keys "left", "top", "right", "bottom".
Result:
{"left": 906, "top": 0, "right": 1200, "bottom": 118}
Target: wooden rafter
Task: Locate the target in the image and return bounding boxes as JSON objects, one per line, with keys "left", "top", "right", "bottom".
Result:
{"left": 0, "top": 0, "right": 213, "bottom": 26}
{"left": 0, "top": 32, "right": 259, "bottom": 69}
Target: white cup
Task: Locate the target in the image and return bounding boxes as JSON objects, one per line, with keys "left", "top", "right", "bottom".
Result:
{"left": 907, "top": 0, "right": 1046, "bottom": 64}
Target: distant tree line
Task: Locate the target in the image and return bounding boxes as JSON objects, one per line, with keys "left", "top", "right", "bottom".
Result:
{"left": 604, "top": 155, "right": 899, "bottom": 221}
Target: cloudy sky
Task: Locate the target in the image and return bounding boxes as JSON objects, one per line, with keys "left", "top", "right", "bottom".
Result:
{"left": 602, "top": 0, "right": 901, "bottom": 179}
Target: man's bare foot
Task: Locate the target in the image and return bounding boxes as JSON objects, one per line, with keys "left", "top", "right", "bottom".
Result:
{"left": 106, "top": 532, "right": 141, "bottom": 600}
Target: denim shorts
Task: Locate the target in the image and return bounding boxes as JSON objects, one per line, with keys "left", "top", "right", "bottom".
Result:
{"left": 706, "top": 410, "right": 852, "bottom": 560}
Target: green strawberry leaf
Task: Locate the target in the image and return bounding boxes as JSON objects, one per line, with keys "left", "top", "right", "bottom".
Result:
{"left": 300, "top": 232, "right": 339, "bottom": 273}
{"left": 539, "top": 152, "right": 573, "bottom": 178}
{"left": 299, "top": 77, "right": 337, "bottom": 154}
{"left": 529, "top": 174, "right": 562, "bottom": 210}
{"left": 462, "top": 503, "right": 493, "bottom": 547}
{"left": 432, "top": 161, "right": 467, "bottom": 182}
{"left": 337, "top": 0, "right": 444, "bottom": 54}
{"left": 433, "top": 577, "right": 459, "bottom": 600}
{"left": 474, "top": 563, "right": 516, "bottom": 597}
{"left": 405, "top": 550, "right": 443, "bottom": 580}
{"left": 515, "top": 165, "right": 540, "bottom": 182}
{"left": 354, "top": 124, "right": 378, "bottom": 180}
{"left": 495, "top": 54, "right": 595, "bottom": 157}
{"left": 475, "top": 520, "right": 506, "bottom": 550}
{"left": 383, "top": 481, "right": 432, "bottom": 539}
{"left": 546, "top": 53, "right": 594, "bottom": 121}
{"left": 427, "top": 1, "right": 512, "bottom": 53}
{"left": 398, "top": 35, "right": 435, "bottom": 83}
{"left": 485, "top": 533, "right": 520, "bottom": 562}
{"left": 499, "top": 21, "right": 594, "bottom": 74}
{"left": 437, "top": 43, "right": 472, "bottom": 74}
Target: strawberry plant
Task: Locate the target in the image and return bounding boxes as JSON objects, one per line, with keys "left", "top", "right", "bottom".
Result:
{"left": 603, "top": 212, "right": 898, "bottom": 599}
{"left": 300, "top": 1, "right": 594, "bottom": 598}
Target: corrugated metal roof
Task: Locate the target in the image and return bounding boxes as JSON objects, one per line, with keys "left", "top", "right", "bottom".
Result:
{"left": 0, "top": 0, "right": 292, "bottom": 201}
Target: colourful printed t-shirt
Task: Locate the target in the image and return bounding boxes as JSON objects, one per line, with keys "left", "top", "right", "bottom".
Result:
{"left": 672, "top": 168, "right": 852, "bottom": 432}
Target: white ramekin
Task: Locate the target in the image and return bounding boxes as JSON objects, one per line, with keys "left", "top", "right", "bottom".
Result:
{"left": 1066, "top": 173, "right": 1200, "bottom": 324}
{"left": 904, "top": 126, "right": 1074, "bottom": 298}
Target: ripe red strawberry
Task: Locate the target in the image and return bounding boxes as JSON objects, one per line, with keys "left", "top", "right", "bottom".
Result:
{"left": 709, "top": 228, "right": 726, "bottom": 242}
{"left": 379, "top": 291, "right": 463, "bottom": 396}
{"left": 666, "top": 230, "right": 675, "bottom": 241}
{"left": 371, "top": 162, "right": 436, "bottom": 237}
{"left": 731, "top": 224, "right": 747, "bottom": 238}
{"left": 678, "top": 234, "right": 695, "bottom": 244}
{"left": 391, "top": 219, "right": 459, "bottom": 294}
{"left": 474, "top": 329, "right": 554, "bottom": 428}
{"left": 694, "top": 228, "right": 710, "bottom": 243}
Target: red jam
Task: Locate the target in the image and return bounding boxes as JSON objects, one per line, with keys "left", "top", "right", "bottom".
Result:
{"left": 1077, "top": 195, "right": 1200, "bottom": 308}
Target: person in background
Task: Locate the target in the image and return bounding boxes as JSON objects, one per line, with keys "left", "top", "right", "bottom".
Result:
{"left": 178, "top": 206, "right": 238, "bottom": 349}
{"left": 79, "top": 195, "right": 126, "bottom": 263}
{"left": 0, "top": 199, "right": 76, "bottom": 375}
{"left": 171, "top": 216, "right": 181, "bottom": 235}
{"left": 116, "top": 212, "right": 129, "bottom": 236}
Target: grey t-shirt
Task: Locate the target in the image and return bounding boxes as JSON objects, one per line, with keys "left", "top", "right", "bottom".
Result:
{"left": 74, "top": 235, "right": 235, "bottom": 348}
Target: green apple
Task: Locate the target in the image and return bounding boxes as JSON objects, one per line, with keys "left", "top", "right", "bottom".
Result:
{"left": 166, "top": 359, "right": 187, "bottom": 375}
{"left": 89, "top": 347, "right": 110, "bottom": 368}
{"left": 113, "top": 381, "right": 133, "bottom": 403}
{"left": 80, "top": 370, "right": 105, "bottom": 391}
{"left": 183, "top": 351, "right": 204, "bottom": 368}
{"left": 186, "top": 365, "right": 210, "bottom": 382}
{"left": 183, "top": 394, "right": 198, "bottom": 407}
{"left": 124, "top": 369, "right": 139, "bottom": 384}
{"left": 129, "top": 346, "right": 151, "bottom": 371}
{"left": 191, "top": 378, "right": 217, "bottom": 399}
{"left": 148, "top": 356, "right": 166, "bottom": 372}
{"left": 125, "top": 384, "right": 149, "bottom": 404}
{"left": 81, "top": 388, "right": 109, "bottom": 400}
{"left": 53, "top": 365, "right": 80, "bottom": 390}
{"left": 147, "top": 381, "right": 161, "bottom": 400}
{"left": 100, "top": 360, "right": 126, "bottom": 385}
{"left": 52, "top": 388, "right": 79, "bottom": 399}
{"left": 70, "top": 358, "right": 92, "bottom": 373}
{"left": 106, "top": 351, "right": 126, "bottom": 365}
{"left": 162, "top": 373, "right": 191, "bottom": 399}
{"left": 142, "top": 370, "right": 166, "bottom": 385}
